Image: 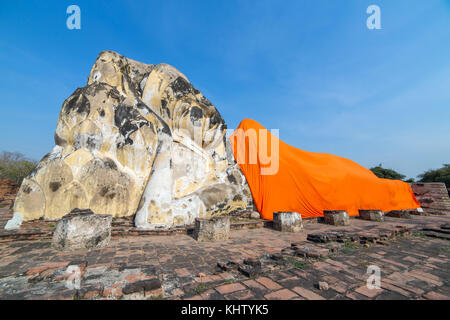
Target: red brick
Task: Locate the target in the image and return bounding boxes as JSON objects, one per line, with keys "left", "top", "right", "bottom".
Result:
{"left": 407, "top": 270, "right": 443, "bottom": 286}
{"left": 124, "top": 273, "right": 143, "bottom": 283}
{"left": 382, "top": 259, "right": 408, "bottom": 269}
{"left": 403, "top": 256, "right": 421, "bottom": 263}
{"left": 81, "top": 287, "right": 103, "bottom": 299}
{"left": 145, "top": 287, "right": 163, "bottom": 298}
{"left": 243, "top": 279, "right": 266, "bottom": 291}
{"left": 423, "top": 291, "right": 450, "bottom": 300}
{"left": 354, "top": 285, "right": 383, "bottom": 298}
{"left": 292, "top": 287, "right": 325, "bottom": 300}
{"left": 184, "top": 295, "right": 203, "bottom": 300}
{"left": 290, "top": 269, "right": 310, "bottom": 279}
{"left": 383, "top": 277, "right": 425, "bottom": 295}
{"left": 200, "top": 289, "right": 218, "bottom": 300}
{"left": 256, "top": 277, "right": 282, "bottom": 290}
{"left": 313, "top": 261, "right": 333, "bottom": 272}
{"left": 26, "top": 266, "right": 50, "bottom": 276}
{"left": 329, "top": 282, "right": 348, "bottom": 294}
{"left": 174, "top": 268, "right": 191, "bottom": 277}
{"left": 216, "top": 282, "right": 246, "bottom": 294}
{"left": 428, "top": 257, "right": 446, "bottom": 264}
{"left": 45, "top": 262, "right": 70, "bottom": 269}
{"left": 103, "top": 287, "right": 123, "bottom": 298}
{"left": 219, "top": 272, "right": 234, "bottom": 280}
{"left": 346, "top": 292, "right": 365, "bottom": 300}
{"left": 225, "top": 289, "right": 256, "bottom": 300}
{"left": 264, "top": 289, "right": 298, "bottom": 300}
{"left": 326, "top": 259, "right": 347, "bottom": 269}
{"left": 380, "top": 282, "right": 412, "bottom": 298}
{"left": 195, "top": 274, "right": 222, "bottom": 283}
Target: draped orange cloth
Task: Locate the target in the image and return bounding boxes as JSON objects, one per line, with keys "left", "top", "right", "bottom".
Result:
{"left": 230, "top": 119, "right": 420, "bottom": 220}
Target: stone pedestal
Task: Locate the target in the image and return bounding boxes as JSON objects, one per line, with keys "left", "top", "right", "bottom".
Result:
{"left": 323, "top": 210, "right": 350, "bottom": 226}
{"left": 193, "top": 217, "right": 230, "bottom": 242}
{"left": 273, "top": 212, "right": 303, "bottom": 232}
{"left": 359, "top": 210, "right": 384, "bottom": 222}
{"left": 52, "top": 210, "right": 112, "bottom": 251}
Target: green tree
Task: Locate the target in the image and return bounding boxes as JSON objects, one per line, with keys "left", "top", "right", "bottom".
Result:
{"left": 418, "top": 164, "right": 450, "bottom": 188}
{"left": 370, "top": 164, "right": 406, "bottom": 180}
{"left": 0, "top": 151, "right": 37, "bottom": 185}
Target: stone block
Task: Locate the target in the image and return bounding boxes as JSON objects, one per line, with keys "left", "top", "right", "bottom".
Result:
{"left": 4, "top": 212, "right": 23, "bottom": 230}
{"left": 294, "top": 245, "right": 330, "bottom": 258}
{"left": 243, "top": 258, "right": 261, "bottom": 268}
{"left": 318, "top": 281, "right": 329, "bottom": 291}
{"left": 51, "top": 210, "right": 112, "bottom": 251}
{"left": 193, "top": 216, "right": 230, "bottom": 242}
{"left": 122, "top": 279, "right": 161, "bottom": 295}
{"left": 273, "top": 212, "right": 303, "bottom": 232}
{"left": 359, "top": 210, "right": 384, "bottom": 222}
{"left": 323, "top": 210, "right": 350, "bottom": 226}
{"left": 238, "top": 264, "right": 262, "bottom": 278}
{"left": 250, "top": 211, "right": 261, "bottom": 219}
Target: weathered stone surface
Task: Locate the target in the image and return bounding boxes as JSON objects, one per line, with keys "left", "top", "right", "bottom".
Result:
{"left": 193, "top": 217, "right": 230, "bottom": 242}
{"left": 11, "top": 50, "right": 253, "bottom": 229}
{"left": 384, "top": 210, "right": 412, "bottom": 219}
{"left": 122, "top": 279, "right": 161, "bottom": 295}
{"left": 250, "top": 211, "right": 261, "bottom": 219}
{"left": 238, "top": 264, "right": 262, "bottom": 278}
{"left": 51, "top": 210, "right": 112, "bottom": 251}
{"left": 293, "top": 245, "right": 329, "bottom": 258}
{"left": 318, "top": 281, "right": 329, "bottom": 291}
{"left": 323, "top": 210, "right": 350, "bottom": 226}
{"left": 273, "top": 212, "right": 303, "bottom": 232}
{"left": 359, "top": 210, "right": 384, "bottom": 222}
{"left": 217, "top": 261, "right": 239, "bottom": 271}
{"left": 421, "top": 231, "right": 450, "bottom": 240}
{"left": 243, "top": 258, "right": 261, "bottom": 268}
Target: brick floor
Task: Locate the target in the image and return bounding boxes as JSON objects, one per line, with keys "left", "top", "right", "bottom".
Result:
{"left": 0, "top": 208, "right": 449, "bottom": 300}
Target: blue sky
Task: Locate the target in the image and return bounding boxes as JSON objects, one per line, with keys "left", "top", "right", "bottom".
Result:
{"left": 0, "top": 0, "right": 449, "bottom": 179}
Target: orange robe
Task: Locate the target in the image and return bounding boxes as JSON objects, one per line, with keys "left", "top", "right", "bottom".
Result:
{"left": 230, "top": 119, "right": 420, "bottom": 220}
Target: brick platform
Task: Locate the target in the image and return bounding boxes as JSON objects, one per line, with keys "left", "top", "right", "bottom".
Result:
{"left": 411, "top": 182, "right": 450, "bottom": 215}
{"left": 0, "top": 209, "right": 268, "bottom": 243}
{"left": 0, "top": 207, "right": 448, "bottom": 300}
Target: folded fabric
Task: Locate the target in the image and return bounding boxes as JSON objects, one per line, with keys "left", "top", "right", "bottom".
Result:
{"left": 230, "top": 119, "right": 420, "bottom": 220}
